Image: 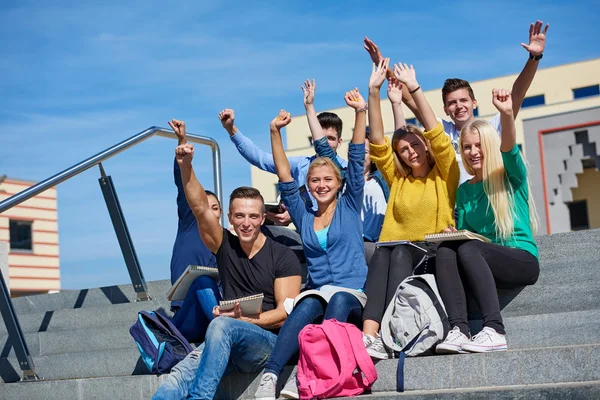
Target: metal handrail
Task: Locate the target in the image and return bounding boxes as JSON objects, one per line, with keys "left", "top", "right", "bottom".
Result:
{"left": 0, "top": 127, "right": 224, "bottom": 226}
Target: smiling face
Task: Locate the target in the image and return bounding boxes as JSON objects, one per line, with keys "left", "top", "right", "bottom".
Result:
{"left": 444, "top": 88, "right": 477, "bottom": 128}
{"left": 461, "top": 131, "right": 483, "bottom": 172}
{"left": 396, "top": 133, "right": 428, "bottom": 171}
{"left": 307, "top": 163, "right": 341, "bottom": 206}
{"left": 227, "top": 198, "right": 265, "bottom": 244}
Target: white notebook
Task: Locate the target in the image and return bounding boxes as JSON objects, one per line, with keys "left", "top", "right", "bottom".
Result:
{"left": 167, "top": 265, "right": 220, "bottom": 301}
{"left": 219, "top": 293, "right": 264, "bottom": 316}
{"left": 424, "top": 230, "right": 491, "bottom": 243}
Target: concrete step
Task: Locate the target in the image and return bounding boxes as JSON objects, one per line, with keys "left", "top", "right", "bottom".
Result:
{"left": 341, "top": 381, "right": 600, "bottom": 399}
{"left": 1, "top": 352, "right": 599, "bottom": 399}
{"left": 0, "top": 298, "right": 172, "bottom": 335}
{"left": 1, "top": 342, "right": 599, "bottom": 391}
{"left": 2, "top": 308, "right": 598, "bottom": 360}
{"left": 3, "top": 379, "right": 599, "bottom": 400}
{"left": 467, "top": 229, "right": 600, "bottom": 319}
{"left": 10, "top": 279, "right": 172, "bottom": 314}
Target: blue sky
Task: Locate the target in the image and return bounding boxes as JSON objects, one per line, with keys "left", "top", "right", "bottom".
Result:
{"left": 1, "top": 0, "right": 599, "bottom": 290}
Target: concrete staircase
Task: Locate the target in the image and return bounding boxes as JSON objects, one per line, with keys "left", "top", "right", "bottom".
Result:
{"left": 1, "top": 229, "right": 599, "bottom": 399}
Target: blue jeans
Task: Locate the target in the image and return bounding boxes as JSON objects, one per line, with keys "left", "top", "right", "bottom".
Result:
{"left": 264, "top": 291, "right": 363, "bottom": 377}
{"left": 172, "top": 276, "right": 221, "bottom": 343}
{"left": 153, "top": 317, "right": 278, "bottom": 400}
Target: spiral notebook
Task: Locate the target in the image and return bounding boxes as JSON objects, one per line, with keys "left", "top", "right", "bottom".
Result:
{"left": 167, "top": 265, "right": 220, "bottom": 301}
{"left": 219, "top": 293, "right": 264, "bottom": 316}
{"left": 424, "top": 230, "right": 491, "bottom": 243}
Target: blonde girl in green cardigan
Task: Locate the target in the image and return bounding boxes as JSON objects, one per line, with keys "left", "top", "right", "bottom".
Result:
{"left": 435, "top": 89, "right": 540, "bottom": 354}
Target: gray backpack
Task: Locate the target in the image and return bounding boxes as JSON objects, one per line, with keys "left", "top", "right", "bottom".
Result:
{"left": 380, "top": 274, "right": 450, "bottom": 357}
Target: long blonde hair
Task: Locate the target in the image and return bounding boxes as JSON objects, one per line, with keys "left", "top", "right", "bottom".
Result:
{"left": 460, "top": 120, "right": 538, "bottom": 241}
{"left": 391, "top": 124, "right": 435, "bottom": 178}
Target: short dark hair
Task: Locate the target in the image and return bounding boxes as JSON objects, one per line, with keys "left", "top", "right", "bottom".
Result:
{"left": 229, "top": 186, "right": 264, "bottom": 212}
{"left": 205, "top": 190, "right": 221, "bottom": 209}
{"left": 317, "top": 112, "right": 343, "bottom": 139}
{"left": 441, "top": 78, "right": 475, "bottom": 106}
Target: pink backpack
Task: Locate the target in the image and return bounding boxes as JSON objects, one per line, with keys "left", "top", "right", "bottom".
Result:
{"left": 297, "top": 319, "right": 378, "bottom": 399}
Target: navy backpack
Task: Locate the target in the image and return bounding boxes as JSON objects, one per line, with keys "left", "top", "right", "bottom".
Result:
{"left": 129, "top": 310, "right": 193, "bottom": 374}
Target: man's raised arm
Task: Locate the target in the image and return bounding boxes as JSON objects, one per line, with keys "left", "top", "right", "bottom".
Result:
{"left": 170, "top": 119, "right": 223, "bottom": 254}
{"left": 510, "top": 20, "right": 549, "bottom": 117}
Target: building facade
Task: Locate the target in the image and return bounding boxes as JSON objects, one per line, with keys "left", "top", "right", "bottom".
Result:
{"left": 0, "top": 177, "right": 60, "bottom": 296}
{"left": 250, "top": 58, "right": 600, "bottom": 234}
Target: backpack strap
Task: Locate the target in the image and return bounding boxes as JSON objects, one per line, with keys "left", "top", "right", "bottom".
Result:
{"left": 341, "top": 322, "right": 377, "bottom": 386}
{"left": 317, "top": 319, "right": 354, "bottom": 397}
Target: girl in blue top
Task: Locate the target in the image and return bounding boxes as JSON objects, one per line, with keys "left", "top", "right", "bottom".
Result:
{"left": 254, "top": 92, "right": 368, "bottom": 399}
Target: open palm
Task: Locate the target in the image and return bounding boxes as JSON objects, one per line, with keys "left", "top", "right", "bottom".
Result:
{"left": 393, "top": 63, "right": 417, "bottom": 86}
{"left": 521, "top": 20, "right": 549, "bottom": 56}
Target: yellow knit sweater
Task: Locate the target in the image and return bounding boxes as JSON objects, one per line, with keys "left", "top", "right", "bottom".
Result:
{"left": 369, "top": 122, "right": 459, "bottom": 242}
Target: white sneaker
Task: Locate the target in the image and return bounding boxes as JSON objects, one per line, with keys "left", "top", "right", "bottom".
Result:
{"left": 362, "top": 333, "right": 375, "bottom": 349}
{"left": 280, "top": 370, "right": 299, "bottom": 399}
{"left": 254, "top": 372, "right": 277, "bottom": 400}
{"left": 366, "top": 333, "right": 394, "bottom": 360}
{"left": 461, "top": 327, "right": 508, "bottom": 353}
{"left": 436, "top": 326, "right": 470, "bottom": 354}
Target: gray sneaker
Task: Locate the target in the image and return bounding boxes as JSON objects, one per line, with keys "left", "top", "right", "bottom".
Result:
{"left": 280, "top": 370, "right": 299, "bottom": 399}
{"left": 254, "top": 372, "right": 277, "bottom": 400}
{"left": 367, "top": 333, "right": 394, "bottom": 360}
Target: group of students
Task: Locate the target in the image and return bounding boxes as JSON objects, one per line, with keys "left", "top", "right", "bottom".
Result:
{"left": 152, "top": 20, "right": 549, "bottom": 400}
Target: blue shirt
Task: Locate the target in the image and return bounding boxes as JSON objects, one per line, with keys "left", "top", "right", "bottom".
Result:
{"left": 170, "top": 159, "right": 218, "bottom": 306}
{"left": 315, "top": 226, "right": 329, "bottom": 251}
{"left": 230, "top": 130, "right": 348, "bottom": 209}
{"left": 279, "top": 142, "right": 368, "bottom": 290}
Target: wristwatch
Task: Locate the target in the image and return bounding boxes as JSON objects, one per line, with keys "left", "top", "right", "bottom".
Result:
{"left": 529, "top": 53, "right": 543, "bottom": 61}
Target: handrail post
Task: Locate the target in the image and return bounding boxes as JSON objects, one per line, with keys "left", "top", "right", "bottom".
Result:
{"left": 0, "top": 267, "right": 40, "bottom": 381}
{"left": 98, "top": 164, "right": 151, "bottom": 301}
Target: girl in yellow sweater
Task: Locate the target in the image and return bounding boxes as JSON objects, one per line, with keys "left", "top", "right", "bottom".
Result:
{"left": 362, "top": 59, "right": 460, "bottom": 359}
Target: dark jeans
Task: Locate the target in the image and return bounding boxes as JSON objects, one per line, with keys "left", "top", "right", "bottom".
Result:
{"left": 363, "top": 242, "right": 436, "bottom": 323}
{"left": 171, "top": 276, "right": 221, "bottom": 343}
{"left": 264, "top": 292, "right": 363, "bottom": 377}
{"left": 435, "top": 240, "right": 539, "bottom": 335}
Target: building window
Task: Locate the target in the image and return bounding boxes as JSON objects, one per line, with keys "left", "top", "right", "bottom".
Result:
{"left": 567, "top": 200, "right": 589, "bottom": 231}
{"left": 9, "top": 220, "right": 33, "bottom": 251}
{"left": 406, "top": 118, "right": 418, "bottom": 126}
{"left": 573, "top": 84, "right": 600, "bottom": 99}
{"left": 521, "top": 94, "right": 545, "bottom": 108}
{"left": 473, "top": 107, "right": 479, "bottom": 117}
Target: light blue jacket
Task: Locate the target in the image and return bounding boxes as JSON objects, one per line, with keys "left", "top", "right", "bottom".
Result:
{"left": 279, "top": 142, "right": 368, "bottom": 290}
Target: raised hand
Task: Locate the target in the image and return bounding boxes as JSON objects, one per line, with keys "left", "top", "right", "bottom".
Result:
{"left": 369, "top": 58, "right": 389, "bottom": 90}
{"left": 218, "top": 109, "right": 236, "bottom": 134}
{"left": 302, "top": 79, "right": 316, "bottom": 107}
{"left": 492, "top": 88, "right": 513, "bottom": 115}
{"left": 344, "top": 87, "right": 367, "bottom": 110}
{"left": 393, "top": 62, "right": 418, "bottom": 91}
{"left": 363, "top": 37, "right": 384, "bottom": 65}
{"left": 521, "top": 20, "right": 549, "bottom": 56}
{"left": 387, "top": 77, "right": 403, "bottom": 104}
{"left": 175, "top": 143, "right": 194, "bottom": 166}
{"left": 270, "top": 109, "right": 292, "bottom": 131}
{"left": 168, "top": 119, "right": 186, "bottom": 143}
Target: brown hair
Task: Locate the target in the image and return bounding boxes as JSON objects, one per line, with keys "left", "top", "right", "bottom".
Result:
{"left": 228, "top": 186, "right": 264, "bottom": 212}
{"left": 391, "top": 124, "right": 435, "bottom": 177}
{"left": 442, "top": 78, "right": 475, "bottom": 106}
